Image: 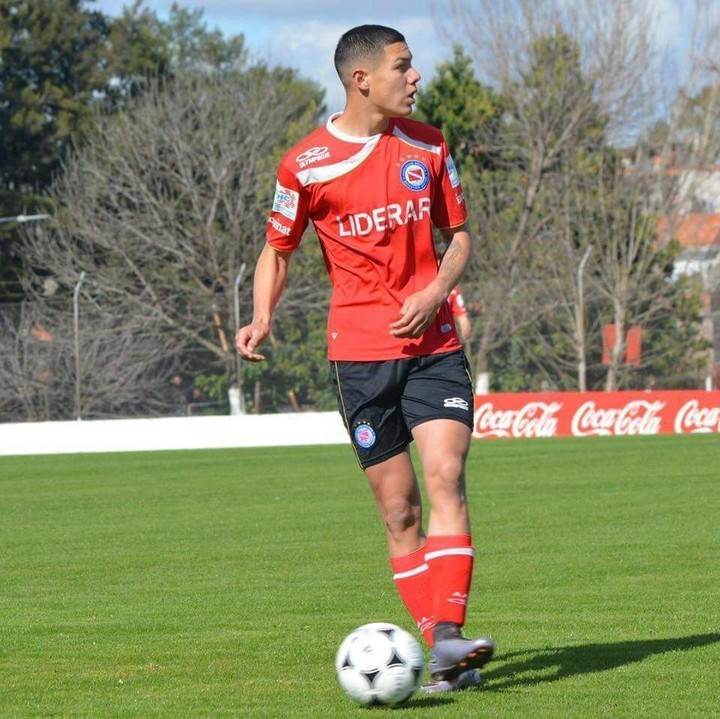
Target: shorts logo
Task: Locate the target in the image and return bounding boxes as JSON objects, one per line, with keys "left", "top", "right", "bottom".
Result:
{"left": 444, "top": 397, "right": 469, "bottom": 411}
{"left": 354, "top": 422, "right": 376, "bottom": 449}
{"left": 400, "top": 160, "right": 430, "bottom": 192}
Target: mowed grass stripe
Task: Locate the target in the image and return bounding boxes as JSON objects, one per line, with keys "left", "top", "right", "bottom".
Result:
{"left": 0, "top": 435, "right": 718, "bottom": 718}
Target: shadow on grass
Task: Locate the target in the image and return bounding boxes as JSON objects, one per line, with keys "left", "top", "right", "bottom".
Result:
{"left": 483, "top": 633, "right": 720, "bottom": 690}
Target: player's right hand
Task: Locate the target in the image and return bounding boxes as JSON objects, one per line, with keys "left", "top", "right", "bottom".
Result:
{"left": 235, "top": 324, "right": 269, "bottom": 362}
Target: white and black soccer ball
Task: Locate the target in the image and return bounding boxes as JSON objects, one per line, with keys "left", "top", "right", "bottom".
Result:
{"left": 335, "top": 622, "right": 424, "bottom": 706}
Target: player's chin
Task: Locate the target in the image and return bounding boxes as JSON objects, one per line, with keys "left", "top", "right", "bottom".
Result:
{"left": 392, "top": 99, "right": 415, "bottom": 116}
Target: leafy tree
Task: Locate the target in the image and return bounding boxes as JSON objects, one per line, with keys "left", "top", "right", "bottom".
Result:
{"left": 0, "top": 0, "right": 245, "bottom": 301}
{"left": 414, "top": 45, "right": 503, "bottom": 169}
{"left": 3, "top": 65, "right": 324, "bottom": 420}
{"left": 423, "top": 0, "right": 710, "bottom": 391}
{"left": 1, "top": 0, "right": 107, "bottom": 298}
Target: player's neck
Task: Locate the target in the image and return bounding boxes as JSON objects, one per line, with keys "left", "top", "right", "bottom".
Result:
{"left": 332, "top": 105, "right": 392, "bottom": 138}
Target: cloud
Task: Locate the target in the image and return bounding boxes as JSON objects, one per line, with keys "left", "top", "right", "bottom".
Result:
{"left": 94, "top": 0, "right": 454, "bottom": 115}
{"left": 254, "top": 15, "right": 452, "bottom": 113}
{"left": 183, "top": 0, "right": 438, "bottom": 21}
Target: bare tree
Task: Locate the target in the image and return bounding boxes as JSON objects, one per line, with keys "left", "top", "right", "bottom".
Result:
{"left": 5, "top": 67, "right": 325, "bottom": 420}
{"left": 444, "top": 0, "right": 710, "bottom": 391}
{"left": 592, "top": 0, "right": 720, "bottom": 390}
{"left": 0, "top": 299, "right": 185, "bottom": 421}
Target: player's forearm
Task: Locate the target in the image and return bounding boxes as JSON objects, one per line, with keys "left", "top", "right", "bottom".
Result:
{"left": 251, "top": 243, "right": 291, "bottom": 326}
{"left": 434, "top": 225, "right": 473, "bottom": 299}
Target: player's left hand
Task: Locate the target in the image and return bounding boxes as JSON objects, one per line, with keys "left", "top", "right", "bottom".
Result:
{"left": 389, "top": 289, "right": 442, "bottom": 339}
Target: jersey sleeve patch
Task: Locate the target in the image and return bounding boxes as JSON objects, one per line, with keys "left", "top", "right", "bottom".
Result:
{"left": 446, "top": 155, "right": 461, "bottom": 188}
{"left": 272, "top": 181, "right": 300, "bottom": 221}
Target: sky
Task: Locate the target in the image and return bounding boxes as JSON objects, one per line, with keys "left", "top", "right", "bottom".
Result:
{"left": 93, "top": 0, "right": 453, "bottom": 112}
{"left": 93, "top": 0, "right": 694, "bottom": 115}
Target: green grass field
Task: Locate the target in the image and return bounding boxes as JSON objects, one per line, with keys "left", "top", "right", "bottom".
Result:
{"left": 1, "top": 435, "right": 718, "bottom": 718}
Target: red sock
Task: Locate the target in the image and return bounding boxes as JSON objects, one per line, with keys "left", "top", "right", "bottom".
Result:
{"left": 425, "top": 534, "right": 474, "bottom": 628}
{"left": 390, "top": 545, "right": 436, "bottom": 646}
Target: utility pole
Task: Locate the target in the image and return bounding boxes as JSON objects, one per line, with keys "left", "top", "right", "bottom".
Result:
{"left": 577, "top": 246, "right": 593, "bottom": 392}
{"left": 73, "top": 271, "right": 86, "bottom": 420}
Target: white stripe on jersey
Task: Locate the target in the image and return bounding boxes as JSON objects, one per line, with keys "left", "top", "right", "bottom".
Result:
{"left": 296, "top": 135, "right": 381, "bottom": 187}
{"left": 392, "top": 126, "right": 442, "bottom": 155}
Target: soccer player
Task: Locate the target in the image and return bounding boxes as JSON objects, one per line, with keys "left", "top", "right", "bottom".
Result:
{"left": 448, "top": 286, "right": 472, "bottom": 345}
{"left": 235, "top": 24, "right": 494, "bottom": 692}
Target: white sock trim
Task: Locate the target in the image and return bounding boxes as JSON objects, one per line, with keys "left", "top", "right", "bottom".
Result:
{"left": 392, "top": 563, "right": 429, "bottom": 580}
{"left": 425, "top": 547, "right": 475, "bottom": 561}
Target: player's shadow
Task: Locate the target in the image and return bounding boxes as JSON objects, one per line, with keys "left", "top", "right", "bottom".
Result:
{"left": 483, "top": 632, "right": 720, "bottom": 691}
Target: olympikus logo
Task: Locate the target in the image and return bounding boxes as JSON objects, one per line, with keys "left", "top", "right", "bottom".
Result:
{"left": 674, "top": 399, "right": 720, "bottom": 434}
{"left": 571, "top": 400, "right": 664, "bottom": 437}
{"left": 337, "top": 198, "right": 431, "bottom": 237}
{"left": 474, "top": 401, "right": 561, "bottom": 439}
{"left": 296, "top": 146, "right": 330, "bottom": 168}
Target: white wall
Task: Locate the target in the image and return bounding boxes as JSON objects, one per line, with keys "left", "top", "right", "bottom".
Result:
{"left": 0, "top": 412, "right": 349, "bottom": 457}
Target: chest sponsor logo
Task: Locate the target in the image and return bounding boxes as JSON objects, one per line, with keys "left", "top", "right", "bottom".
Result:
{"left": 272, "top": 181, "right": 299, "bottom": 221}
{"left": 337, "top": 197, "right": 431, "bottom": 237}
{"left": 296, "top": 146, "right": 330, "bottom": 168}
{"left": 400, "top": 160, "right": 430, "bottom": 191}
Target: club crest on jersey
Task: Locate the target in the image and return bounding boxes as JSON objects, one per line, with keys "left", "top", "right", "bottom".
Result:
{"left": 353, "top": 422, "right": 376, "bottom": 449}
{"left": 400, "top": 160, "right": 430, "bottom": 191}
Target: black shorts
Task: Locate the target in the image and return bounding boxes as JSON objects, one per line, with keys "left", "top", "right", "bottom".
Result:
{"left": 331, "top": 349, "right": 474, "bottom": 470}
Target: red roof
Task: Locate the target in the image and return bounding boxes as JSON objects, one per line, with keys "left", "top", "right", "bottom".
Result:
{"left": 657, "top": 213, "right": 720, "bottom": 247}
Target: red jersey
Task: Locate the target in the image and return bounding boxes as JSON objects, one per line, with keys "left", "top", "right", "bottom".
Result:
{"left": 267, "top": 113, "right": 468, "bottom": 361}
{"left": 448, "top": 287, "right": 468, "bottom": 317}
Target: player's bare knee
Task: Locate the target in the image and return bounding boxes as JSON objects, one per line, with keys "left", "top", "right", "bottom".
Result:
{"left": 380, "top": 497, "right": 420, "bottom": 536}
{"left": 424, "top": 455, "right": 464, "bottom": 490}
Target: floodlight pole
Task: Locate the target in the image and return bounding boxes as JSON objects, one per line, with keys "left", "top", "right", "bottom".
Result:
{"left": 233, "top": 263, "right": 248, "bottom": 414}
{"left": 577, "top": 246, "right": 593, "bottom": 392}
{"left": 73, "top": 271, "right": 86, "bottom": 421}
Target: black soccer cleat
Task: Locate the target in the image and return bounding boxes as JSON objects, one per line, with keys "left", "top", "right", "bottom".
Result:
{"left": 428, "top": 636, "right": 495, "bottom": 682}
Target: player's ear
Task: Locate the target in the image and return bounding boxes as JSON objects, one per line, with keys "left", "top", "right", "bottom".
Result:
{"left": 350, "top": 68, "right": 370, "bottom": 94}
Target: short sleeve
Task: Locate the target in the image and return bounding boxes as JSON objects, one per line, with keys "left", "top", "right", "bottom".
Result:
{"left": 431, "top": 138, "right": 468, "bottom": 230}
{"left": 266, "top": 162, "right": 310, "bottom": 251}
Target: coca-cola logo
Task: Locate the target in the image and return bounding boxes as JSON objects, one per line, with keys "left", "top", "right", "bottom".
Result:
{"left": 474, "top": 401, "right": 561, "bottom": 439}
{"left": 571, "top": 400, "right": 665, "bottom": 437}
{"left": 674, "top": 400, "right": 720, "bottom": 434}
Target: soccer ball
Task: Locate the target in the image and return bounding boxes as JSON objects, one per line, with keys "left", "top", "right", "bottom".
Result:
{"left": 335, "top": 622, "right": 424, "bottom": 706}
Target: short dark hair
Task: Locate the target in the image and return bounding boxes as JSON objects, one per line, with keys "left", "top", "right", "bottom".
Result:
{"left": 334, "top": 25, "right": 406, "bottom": 84}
